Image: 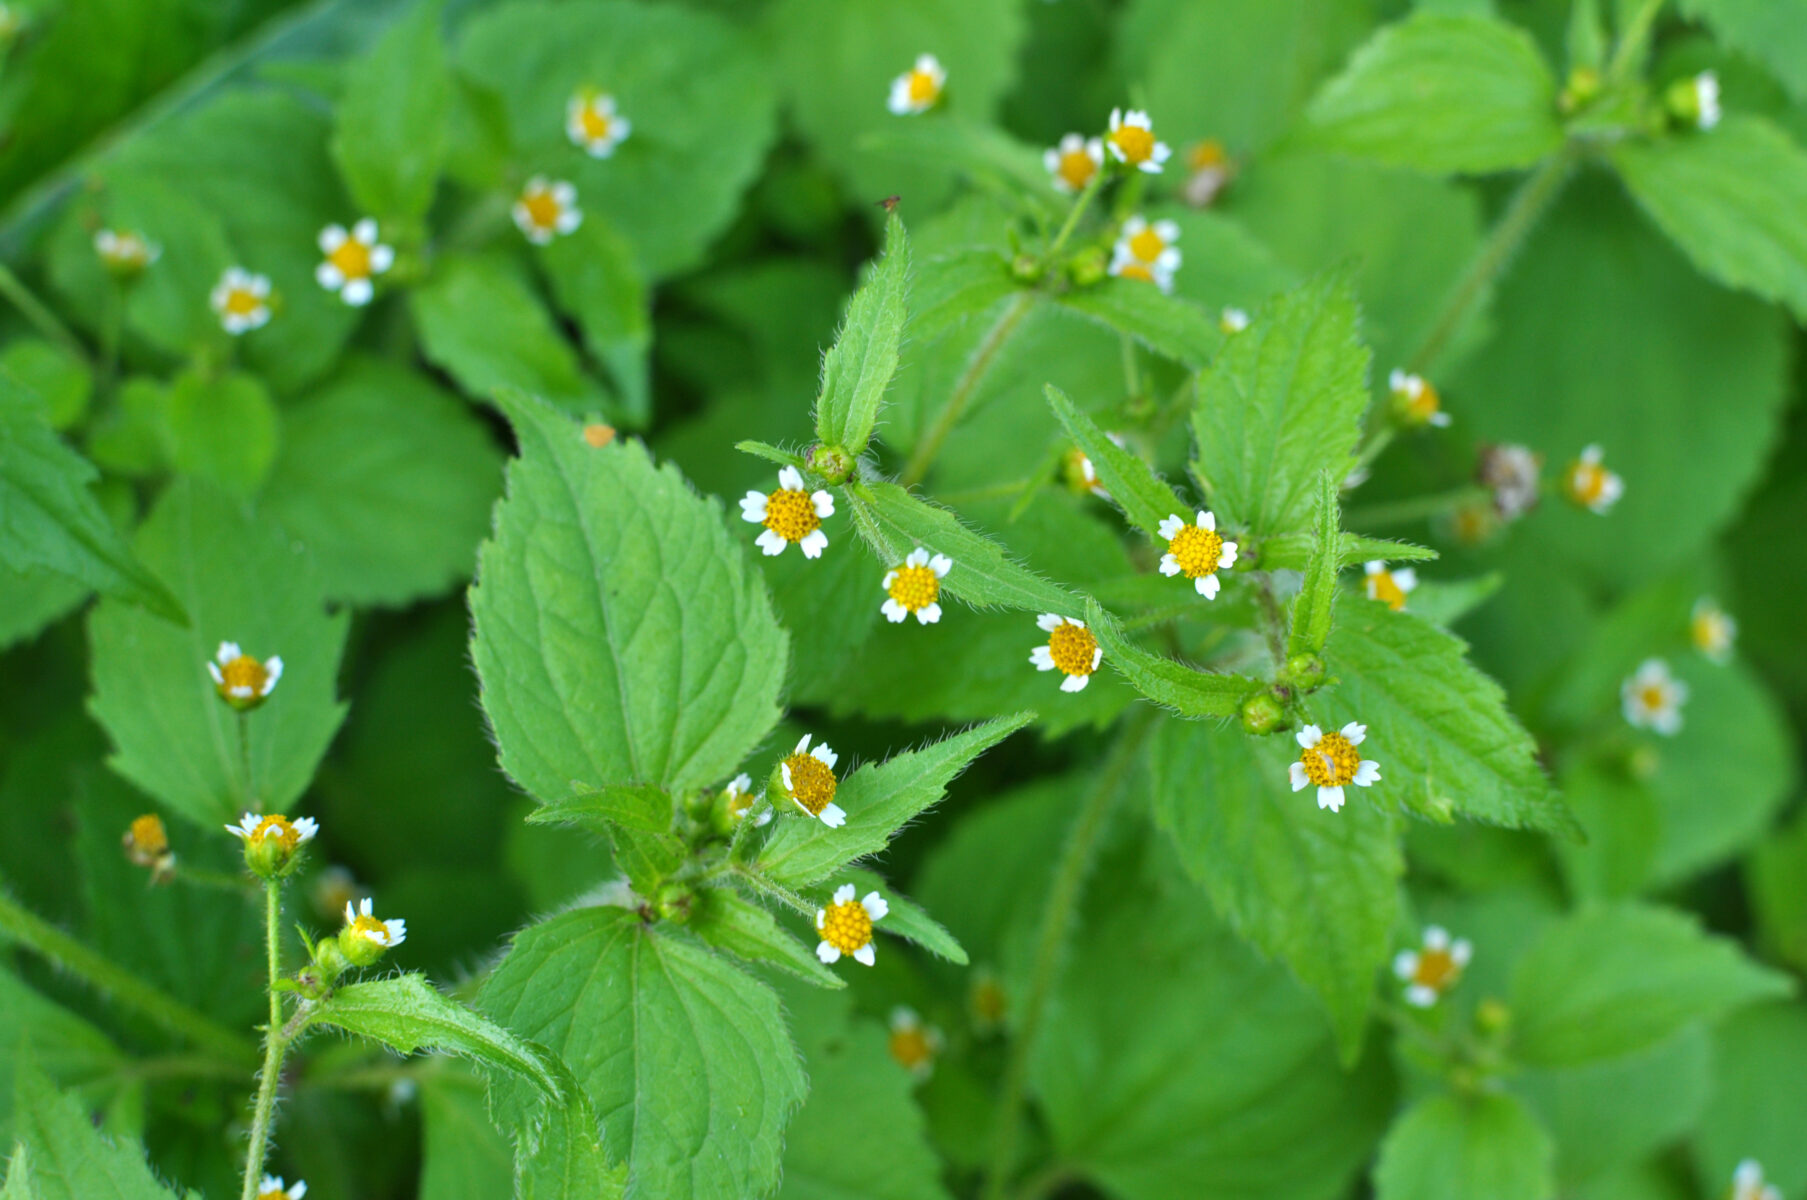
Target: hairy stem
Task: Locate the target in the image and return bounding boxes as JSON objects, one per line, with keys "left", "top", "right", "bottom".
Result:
{"left": 982, "top": 709, "right": 1157, "bottom": 1200}
{"left": 1041, "top": 165, "right": 1108, "bottom": 268}
{"left": 238, "top": 711, "right": 255, "bottom": 811}
{"left": 901, "top": 292, "right": 1034, "bottom": 486}
{"left": 240, "top": 880, "right": 289, "bottom": 1200}
{"left": 1607, "top": 0, "right": 1665, "bottom": 82}
{"left": 1252, "top": 576, "right": 1290, "bottom": 671}
{"left": 0, "top": 888, "right": 256, "bottom": 1063}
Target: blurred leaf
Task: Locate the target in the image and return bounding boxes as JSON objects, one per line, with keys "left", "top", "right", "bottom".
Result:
{"left": 909, "top": 250, "right": 1020, "bottom": 343}
{"left": 694, "top": 890, "right": 845, "bottom": 988}
{"left": 1259, "top": 531, "right": 1438, "bottom": 572}
{"left": 331, "top": 0, "right": 450, "bottom": 222}
{"left": 470, "top": 393, "right": 787, "bottom": 801}
{"left": 538, "top": 213, "right": 652, "bottom": 427}
{"left": 1147, "top": 717, "right": 1401, "bottom": 1062}
{"left": 480, "top": 904, "right": 806, "bottom": 1200}
{"left": 1675, "top": 0, "right": 1807, "bottom": 103}
{"left": 816, "top": 214, "right": 910, "bottom": 458}
{"left": 1373, "top": 1091, "right": 1555, "bottom": 1200}
{"left": 1508, "top": 903, "right": 1793, "bottom": 1068}
{"left": 0, "top": 570, "right": 88, "bottom": 653}
{"left": 8, "top": 1060, "right": 179, "bottom": 1200}
{"left": 1749, "top": 807, "right": 1807, "bottom": 974}
{"left": 1056, "top": 280, "right": 1224, "bottom": 370}
{"left": 0, "top": 340, "right": 90, "bottom": 429}
{"left": 420, "top": 1067, "right": 516, "bottom": 1200}
{"left": 163, "top": 367, "right": 278, "bottom": 498}
{"left": 1306, "top": 13, "right": 1563, "bottom": 173}
{"left": 262, "top": 357, "right": 503, "bottom": 608}
{"left": 1045, "top": 383, "right": 1186, "bottom": 540}
{"left": 1287, "top": 472, "right": 1341, "bottom": 657}
{"left": 1085, "top": 600, "right": 1261, "bottom": 720}
{"left": 87, "top": 480, "right": 349, "bottom": 826}
{"left": 1190, "top": 273, "right": 1370, "bottom": 539}
{"left": 1612, "top": 116, "right": 1807, "bottom": 323}
{"left": 0, "top": 965, "right": 126, "bottom": 1145}
{"left": 1692, "top": 1002, "right": 1807, "bottom": 1198}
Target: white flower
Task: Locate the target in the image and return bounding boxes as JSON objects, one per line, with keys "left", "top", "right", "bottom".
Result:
{"left": 93, "top": 229, "right": 160, "bottom": 273}
{"left": 1564, "top": 444, "right": 1624, "bottom": 514}
{"left": 1157, "top": 511, "right": 1238, "bottom": 600}
{"left": 344, "top": 897, "right": 407, "bottom": 948}
{"left": 567, "top": 90, "right": 631, "bottom": 157}
{"left": 1044, "top": 133, "right": 1103, "bottom": 193}
{"left": 781, "top": 734, "right": 844, "bottom": 827}
{"left": 1110, "top": 216, "right": 1181, "bottom": 293}
{"left": 257, "top": 1177, "right": 308, "bottom": 1200}
{"left": 208, "top": 641, "right": 283, "bottom": 707}
{"left": 226, "top": 812, "right": 319, "bottom": 848}
{"left": 1393, "top": 926, "right": 1472, "bottom": 1008}
{"left": 1691, "top": 597, "right": 1737, "bottom": 663}
{"left": 815, "top": 883, "right": 887, "bottom": 966}
{"left": 1622, "top": 658, "right": 1687, "bottom": 736}
{"left": 881, "top": 547, "right": 952, "bottom": 625}
{"left": 723, "top": 772, "right": 770, "bottom": 827}
{"left": 315, "top": 219, "right": 393, "bottom": 307}
{"left": 740, "top": 466, "right": 834, "bottom": 558}
{"left": 1363, "top": 561, "right": 1418, "bottom": 612}
{"left": 512, "top": 176, "right": 583, "bottom": 244}
{"left": 1733, "top": 1160, "right": 1781, "bottom": 1200}
{"left": 1288, "top": 722, "right": 1381, "bottom": 812}
{"left": 887, "top": 53, "right": 946, "bottom": 115}
{"left": 1220, "top": 307, "right": 1250, "bottom": 334}
{"left": 1695, "top": 72, "right": 1722, "bottom": 130}
{"left": 888, "top": 1007, "right": 943, "bottom": 1079}
{"left": 1479, "top": 443, "right": 1541, "bottom": 520}
{"left": 1030, "top": 613, "right": 1102, "bottom": 692}
{"left": 1388, "top": 368, "right": 1452, "bottom": 428}
{"left": 1106, "top": 108, "right": 1171, "bottom": 174}
{"left": 210, "top": 268, "right": 273, "bottom": 335}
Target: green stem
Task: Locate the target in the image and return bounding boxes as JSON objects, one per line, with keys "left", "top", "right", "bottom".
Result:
{"left": 1407, "top": 147, "right": 1578, "bottom": 375}
{"left": 240, "top": 881, "right": 289, "bottom": 1200}
{"left": 0, "top": 889, "right": 256, "bottom": 1063}
{"left": 238, "top": 711, "right": 255, "bottom": 811}
{"left": 1251, "top": 575, "right": 1290, "bottom": 672}
{"left": 1041, "top": 166, "right": 1108, "bottom": 268}
{"left": 1607, "top": 0, "right": 1665, "bottom": 82}
{"left": 0, "top": 261, "right": 87, "bottom": 363}
{"left": 981, "top": 710, "right": 1157, "bottom": 1200}
{"left": 900, "top": 292, "right": 1035, "bottom": 486}
{"left": 1343, "top": 485, "right": 1491, "bottom": 529}
{"left": 730, "top": 865, "right": 815, "bottom": 917}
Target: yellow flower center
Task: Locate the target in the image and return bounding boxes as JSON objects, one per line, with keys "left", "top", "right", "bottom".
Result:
{"left": 1127, "top": 228, "right": 1166, "bottom": 263}
{"left": 1639, "top": 684, "right": 1668, "bottom": 712}
{"left": 887, "top": 563, "right": 940, "bottom": 613}
{"left": 762, "top": 488, "right": 821, "bottom": 543}
{"left": 259, "top": 1189, "right": 288, "bottom": 1200}
{"left": 578, "top": 104, "right": 614, "bottom": 141}
{"left": 1116, "top": 262, "right": 1154, "bottom": 283}
{"left": 1057, "top": 149, "right": 1096, "bottom": 190}
{"left": 1046, "top": 622, "right": 1098, "bottom": 677}
{"left": 1299, "top": 731, "right": 1361, "bottom": 788}
{"left": 1111, "top": 124, "right": 1155, "bottom": 164}
{"left": 1188, "top": 138, "right": 1226, "bottom": 170}
{"left": 219, "top": 654, "right": 270, "bottom": 695}
{"left": 783, "top": 752, "right": 838, "bottom": 816}
{"left": 129, "top": 814, "right": 169, "bottom": 856}
{"left": 328, "top": 237, "right": 371, "bottom": 280}
{"left": 889, "top": 1025, "right": 933, "bottom": 1071}
{"left": 820, "top": 898, "right": 873, "bottom": 956}
{"left": 521, "top": 188, "right": 562, "bottom": 230}
{"left": 222, "top": 287, "right": 262, "bottom": 317}
{"left": 1167, "top": 524, "right": 1224, "bottom": 579}
{"left": 349, "top": 914, "right": 390, "bottom": 943}
{"left": 727, "top": 789, "right": 754, "bottom": 819}
{"left": 1406, "top": 382, "right": 1440, "bottom": 421}
{"left": 1691, "top": 611, "right": 1726, "bottom": 651}
{"left": 906, "top": 69, "right": 940, "bottom": 105}
{"left": 971, "top": 977, "right": 1007, "bottom": 1023}
{"left": 1411, "top": 946, "right": 1461, "bottom": 990}
{"left": 1367, "top": 570, "right": 1407, "bottom": 611}
{"left": 1567, "top": 462, "right": 1607, "bottom": 505}
{"left": 249, "top": 815, "right": 302, "bottom": 853}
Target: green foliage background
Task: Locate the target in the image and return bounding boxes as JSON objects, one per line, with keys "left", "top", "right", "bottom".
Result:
{"left": 2, "top": 0, "right": 1806, "bottom": 1198}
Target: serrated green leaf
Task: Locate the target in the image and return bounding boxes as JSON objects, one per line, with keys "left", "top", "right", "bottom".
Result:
{"left": 163, "top": 367, "right": 278, "bottom": 499}
{"left": 1055, "top": 280, "right": 1224, "bottom": 369}
{"left": 1374, "top": 1091, "right": 1555, "bottom": 1200}
{"left": 0, "top": 394, "right": 182, "bottom": 624}
{"left": 1085, "top": 599, "right": 1260, "bottom": 720}
{"left": 1287, "top": 471, "right": 1340, "bottom": 658}
{"left": 1148, "top": 717, "right": 1399, "bottom": 1061}
{"left": 10, "top": 1060, "right": 178, "bottom": 1200}
{"left": 1189, "top": 273, "right": 1370, "bottom": 539}
{"left": 1319, "top": 600, "right": 1578, "bottom": 837}
{"left": 480, "top": 904, "right": 807, "bottom": 1200}
{"left": 87, "top": 480, "right": 348, "bottom": 826}
{"left": 470, "top": 392, "right": 787, "bottom": 801}
{"left": 527, "top": 784, "right": 673, "bottom": 834}
{"left": 0, "top": 965, "right": 124, "bottom": 1144}
{"left": 1611, "top": 117, "right": 1807, "bottom": 323}
{"left": 0, "top": 340, "right": 89, "bottom": 429}
{"left": 807, "top": 868, "right": 968, "bottom": 965}
{"left": 0, "top": 1148, "right": 37, "bottom": 1200}
{"left": 1306, "top": 13, "right": 1563, "bottom": 174}
{"left": 846, "top": 481, "right": 1080, "bottom": 614}
{"left": 1258, "top": 531, "right": 1438, "bottom": 572}
{"left": 1676, "top": 0, "right": 1807, "bottom": 103}
{"left": 695, "top": 889, "right": 845, "bottom": 988}
{"left": 1693, "top": 1003, "right": 1807, "bottom": 1197}
{"left": 1045, "top": 384, "right": 1185, "bottom": 540}
{"left": 758, "top": 713, "right": 1034, "bottom": 889}
{"left": 331, "top": 0, "right": 450, "bottom": 222}
{"left": 1509, "top": 904, "right": 1793, "bottom": 1068}
{"left": 538, "top": 213, "right": 652, "bottom": 427}
{"left": 733, "top": 440, "right": 810, "bottom": 472}
{"left": 911, "top": 250, "right": 1021, "bottom": 342}
{"left": 816, "top": 213, "right": 909, "bottom": 457}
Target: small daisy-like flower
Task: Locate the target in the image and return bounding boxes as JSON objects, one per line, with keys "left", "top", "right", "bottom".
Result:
{"left": 122, "top": 813, "right": 176, "bottom": 879}
{"left": 882, "top": 548, "right": 952, "bottom": 625}
{"left": 1183, "top": 138, "right": 1233, "bottom": 207}
{"left": 1061, "top": 447, "right": 1110, "bottom": 498}
{"left": 1393, "top": 926, "right": 1472, "bottom": 1008}
{"left": 1109, "top": 257, "right": 1174, "bottom": 292}
{"left": 210, "top": 268, "right": 272, "bottom": 335}
{"left": 1220, "top": 307, "right": 1250, "bottom": 334}
{"left": 207, "top": 641, "right": 283, "bottom": 710}
{"left": 512, "top": 176, "right": 583, "bottom": 245}
{"left": 888, "top": 1007, "right": 943, "bottom": 1079}
{"left": 227, "top": 812, "right": 319, "bottom": 878}
{"left": 1691, "top": 597, "right": 1737, "bottom": 663}
{"left": 1622, "top": 658, "right": 1687, "bottom": 736}
{"left": 740, "top": 466, "right": 834, "bottom": 558}
{"left": 1563, "top": 444, "right": 1624, "bottom": 514}
{"left": 1363, "top": 561, "right": 1417, "bottom": 611}
{"left": 723, "top": 772, "right": 770, "bottom": 828}
{"left": 1030, "top": 613, "right": 1102, "bottom": 693}
{"left": 340, "top": 896, "right": 407, "bottom": 966}
{"left": 1478, "top": 443, "right": 1541, "bottom": 520}
{"left": 1043, "top": 133, "right": 1103, "bottom": 193}
{"left": 257, "top": 1177, "right": 308, "bottom": 1200}
{"left": 310, "top": 864, "right": 360, "bottom": 922}
{"left": 567, "top": 89, "right": 632, "bottom": 157}
{"left": 1733, "top": 1160, "right": 1782, "bottom": 1200}
{"left": 780, "top": 734, "right": 845, "bottom": 827}
{"left": 315, "top": 219, "right": 393, "bottom": 307}
{"left": 815, "top": 883, "right": 888, "bottom": 966}
{"left": 887, "top": 53, "right": 946, "bottom": 115}
{"left": 1158, "top": 511, "right": 1238, "bottom": 600}
{"left": 1113, "top": 216, "right": 1180, "bottom": 281}
{"left": 1288, "top": 722, "right": 1381, "bottom": 812}
{"left": 1693, "top": 72, "right": 1721, "bottom": 131}
{"left": 1106, "top": 108, "right": 1172, "bottom": 174}
{"left": 1388, "top": 369, "right": 1452, "bottom": 428}
{"left": 93, "top": 229, "right": 160, "bottom": 275}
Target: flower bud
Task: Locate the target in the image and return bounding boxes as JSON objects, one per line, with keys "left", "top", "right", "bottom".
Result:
{"left": 1240, "top": 691, "right": 1287, "bottom": 736}
{"left": 1558, "top": 66, "right": 1601, "bottom": 114}
{"left": 123, "top": 813, "right": 176, "bottom": 882}
{"left": 338, "top": 897, "right": 406, "bottom": 967}
{"left": 1281, "top": 654, "right": 1326, "bottom": 692}
{"left": 1067, "top": 246, "right": 1108, "bottom": 288}
{"left": 808, "top": 443, "right": 855, "bottom": 485}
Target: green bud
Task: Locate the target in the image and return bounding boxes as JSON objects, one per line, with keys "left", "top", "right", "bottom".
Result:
{"left": 656, "top": 883, "right": 693, "bottom": 924}
{"left": 1558, "top": 66, "right": 1602, "bottom": 114}
{"left": 807, "top": 443, "right": 854, "bottom": 484}
{"left": 311, "top": 937, "right": 352, "bottom": 986}
{"left": 1475, "top": 997, "right": 1511, "bottom": 1037}
{"left": 1240, "top": 691, "right": 1287, "bottom": 736}
{"left": 337, "top": 898, "right": 406, "bottom": 968}
{"left": 1663, "top": 72, "right": 1719, "bottom": 131}
{"left": 1068, "top": 246, "right": 1108, "bottom": 288}
{"left": 1011, "top": 253, "right": 1044, "bottom": 284}
{"left": 1282, "top": 654, "right": 1326, "bottom": 692}
{"left": 229, "top": 813, "right": 317, "bottom": 880}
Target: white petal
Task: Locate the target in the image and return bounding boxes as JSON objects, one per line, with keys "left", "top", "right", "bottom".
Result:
{"left": 916, "top": 602, "right": 941, "bottom": 624}
{"left": 1198, "top": 511, "right": 1215, "bottom": 530}
{"left": 819, "top": 803, "right": 846, "bottom": 828}
{"left": 1157, "top": 515, "right": 1184, "bottom": 539}
{"left": 352, "top": 218, "right": 379, "bottom": 244}
{"left": 342, "top": 277, "right": 374, "bottom": 306}
{"left": 882, "top": 598, "right": 909, "bottom": 622}
{"left": 1340, "top": 722, "right": 1367, "bottom": 744}
{"left": 1451, "top": 939, "right": 1473, "bottom": 966}
{"left": 817, "top": 941, "right": 841, "bottom": 964}
{"left": 1196, "top": 574, "right": 1220, "bottom": 600}
{"left": 315, "top": 262, "right": 344, "bottom": 289}
{"left": 862, "top": 892, "right": 888, "bottom": 920}
{"left": 740, "top": 492, "right": 768, "bottom": 521}
{"left": 816, "top": 907, "right": 827, "bottom": 930}
{"left": 800, "top": 529, "right": 829, "bottom": 558}
{"left": 929, "top": 554, "right": 952, "bottom": 577}
{"left": 796, "top": 734, "right": 813, "bottom": 753}
{"left": 1218, "top": 541, "right": 1238, "bottom": 568}
{"left": 1364, "top": 561, "right": 1386, "bottom": 577}
{"left": 1296, "top": 725, "right": 1323, "bottom": 749}
{"left": 1405, "top": 984, "right": 1437, "bottom": 1008}
{"left": 368, "top": 244, "right": 395, "bottom": 273}
{"left": 834, "top": 883, "right": 856, "bottom": 904}
{"left": 906, "top": 547, "right": 929, "bottom": 567}
{"left": 1092, "top": 647, "right": 1102, "bottom": 668}
{"left": 1317, "top": 785, "right": 1345, "bottom": 812}
{"left": 1060, "top": 673, "right": 1089, "bottom": 692}
{"left": 318, "top": 226, "right": 347, "bottom": 253}
{"left": 208, "top": 661, "right": 224, "bottom": 684}
{"left": 781, "top": 762, "right": 795, "bottom": 792}
{"left": 1036, "top": 612, "right": 1064, "bottom": 631}
{"left": 854, "top": 944, "right": 876, "bottom": 966}
{"left": 1289, "top": 762, "right": 1309, "bottom": 792}
{"left": 1423, "top": 926, "right": 1450, "bottom": 950}
{"left": 293, "top": 816, "right": 318, "bottom": 841}
{"left": 1030, "top": 647, "right": 1055, "bottom": 671}
{"left": 1393, "top": 951, "right": 1419, "bottom": 980}
{"left": 882, "top": 570, "right": 898, "bottom": 590}
{"left": 264, "top": 657, "right": 283, "bottom": 688}
{"left": 755, "top": 529, "right": 787, "bottom": 556}
{"left": 1353, "top": 760, "right": 1381, "bottom": 786}
{"left": 778, "top": 466, "right": 804, "bottom": 491}
{"left": 811, "top": 743, "right": 837, "bottom": 768}
{"left": 811, "top": 490, "right": 836, "bottom": 517}
{"left": 1394, "top": 568, "right": 1418, "bottom": 591}
{"left": 218, "top": 642, "right": 241, "bottom": 663}
{"left": 1158, "top": 555, "right": 1182, "bottom": 577}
